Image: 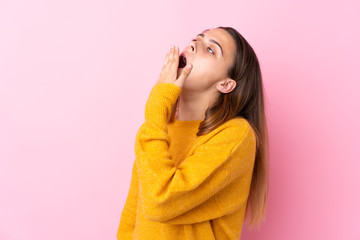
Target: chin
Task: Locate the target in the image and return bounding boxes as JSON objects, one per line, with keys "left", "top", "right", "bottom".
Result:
{"left": 182, "top": 78, "right": 201, "bottom": 92}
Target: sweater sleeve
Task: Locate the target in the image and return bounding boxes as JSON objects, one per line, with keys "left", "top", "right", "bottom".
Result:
{"left": 116, "top": 160, "right": 138, "bottom": 239}
{"left": 135, "top": 83, "right": 256, "bottom": 224}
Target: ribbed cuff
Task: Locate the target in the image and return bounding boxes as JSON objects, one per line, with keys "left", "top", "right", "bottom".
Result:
{"left": 145, "top": 83, "right": 182, "bottom": 127}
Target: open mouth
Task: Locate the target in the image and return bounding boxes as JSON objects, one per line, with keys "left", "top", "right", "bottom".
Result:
{"left": 178, "top": 54, "right": 187, "bottom": 68}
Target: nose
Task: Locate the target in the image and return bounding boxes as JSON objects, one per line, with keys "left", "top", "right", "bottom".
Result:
{"left": 190, "top": 41, "right": 196, "bottom": 54}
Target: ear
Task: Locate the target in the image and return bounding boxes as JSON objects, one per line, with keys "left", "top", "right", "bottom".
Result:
{"left": 215, "top": 77, "right": 237, "bottom": 93}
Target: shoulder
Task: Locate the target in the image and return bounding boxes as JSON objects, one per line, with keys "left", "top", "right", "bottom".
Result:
{"left": 224, "top": 117, "right": 252, "bottom": 130}
{"left": 198, "top": 117, "right": 256, "bottom": 150}
{"left": 219, "top": 117, "right": 255, "bottom": 140}
{"left": 224, "top": 117, "right": 257, "bottom": 153}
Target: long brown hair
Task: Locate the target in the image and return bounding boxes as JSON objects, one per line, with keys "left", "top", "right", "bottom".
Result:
{"left": 168, "top": 26, "right": 269, "bottom": 229}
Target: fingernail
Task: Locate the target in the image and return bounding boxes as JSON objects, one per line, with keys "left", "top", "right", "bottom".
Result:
{"left": 186, "top": 64, "right": 192, "bottom": 69}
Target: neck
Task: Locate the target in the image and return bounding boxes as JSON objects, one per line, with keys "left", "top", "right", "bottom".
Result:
{"left": 177, "top": 90, "right": 216, "bottom": 121}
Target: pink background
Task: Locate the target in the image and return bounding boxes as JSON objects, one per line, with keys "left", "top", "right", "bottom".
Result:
{"left": 1, "top": 0, "right": 359, "bottom": 239}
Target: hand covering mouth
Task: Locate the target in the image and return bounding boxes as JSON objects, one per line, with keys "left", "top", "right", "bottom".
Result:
{"left": 178, "top": 54, "right": 187, "bottom": 68}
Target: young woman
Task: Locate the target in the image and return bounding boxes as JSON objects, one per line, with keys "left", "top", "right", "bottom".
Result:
{"left": 117, "top": 26, "right": 269, "bottom": 240}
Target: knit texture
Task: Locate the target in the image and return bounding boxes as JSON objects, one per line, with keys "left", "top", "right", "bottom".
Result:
{"left": 116, "top": 83, "right": 257, "bottom": 240}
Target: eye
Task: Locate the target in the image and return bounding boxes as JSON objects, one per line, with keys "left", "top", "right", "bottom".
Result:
{"left": 207, "top": 47, "right": 214, "bottom": 54}
{"left": 192, "top": 39, "right": 215, "bottom": 55}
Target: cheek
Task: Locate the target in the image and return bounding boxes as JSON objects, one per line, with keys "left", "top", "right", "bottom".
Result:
{"left": 194, "top": 61, "right": 222, "bottom": 81}
{"left": 183, "top": 62, "right": 221, "bottom": 90}
{"left": 190, "top": 58, "right": 216, "bottom": 77}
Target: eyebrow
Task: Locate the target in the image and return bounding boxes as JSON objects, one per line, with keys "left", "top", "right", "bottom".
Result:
{"left": 196, "top": 33, "right": 224, "bottom": 57}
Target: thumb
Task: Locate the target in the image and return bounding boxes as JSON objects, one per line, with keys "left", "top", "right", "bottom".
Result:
{"left": 175, "top": 63, "right": 192, "bottom": 87}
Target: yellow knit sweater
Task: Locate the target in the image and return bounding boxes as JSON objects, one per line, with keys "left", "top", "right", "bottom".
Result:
{"left": 116, "top": 83, "right": 256, "bottom": 240}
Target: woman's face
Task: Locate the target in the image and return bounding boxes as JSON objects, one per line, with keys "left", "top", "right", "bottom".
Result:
{"left": 177, "top": 28, "right": 237, "bottom": 92}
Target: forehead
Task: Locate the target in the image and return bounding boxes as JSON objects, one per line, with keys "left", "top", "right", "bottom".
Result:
{"left": 202, "top": 28, "right": 236, "bottom": 61}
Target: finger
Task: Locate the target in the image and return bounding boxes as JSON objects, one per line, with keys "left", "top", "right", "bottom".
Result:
{"left": 162, "top": 52, "right": 169, "bottom": 68}
{"left": 172, "top": 46, "right": 178, "bottom": 61}
{"left": 159, "top": 51, "right": 171, "bottom": 76}
{"left": 173, "top": 46, "right": 179, "bottom": 59}
{"left": 169, "top": 46, "right": 180, "bottom": 73}
{"left": 165, "top": 46, "right": 176, "bottom": 76}
{"left": 169, "top": 45, "right": 175, "bottom": 61}
{"left": 158, "top": 46, "right": 176, "bottom": 83}
{"left": 176, "top": 63, "right": 192, "bottom": 86}
{"left": 162, "top": 47, "right": 173, "bottom": 72}
{"left": 164, "top": 46, "right": 175, "bottom": 66}
{"left": 164, "top": 52, "right": 170, "bottom": 62}
{"left": 164, "top": 50, "right": 171, "bottom": 65}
